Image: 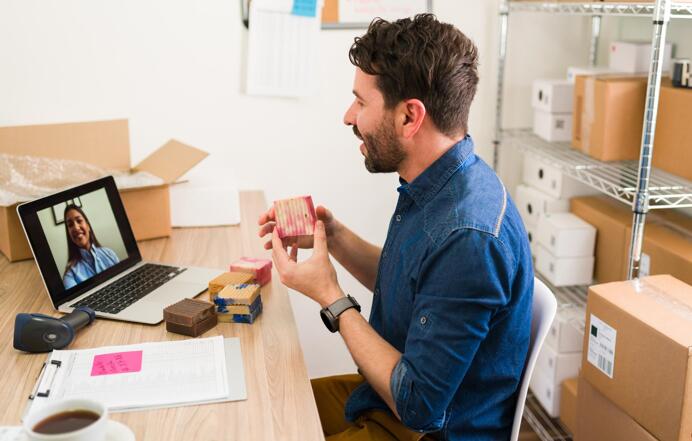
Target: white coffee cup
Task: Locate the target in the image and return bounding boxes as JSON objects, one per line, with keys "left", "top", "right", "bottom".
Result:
{"left": 23, "top": 399, "right": 108, "bottom": 441}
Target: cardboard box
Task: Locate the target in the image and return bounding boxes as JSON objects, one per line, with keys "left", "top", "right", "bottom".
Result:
{"left": 566, "top": 65, "right": 614, "bottom": 84}
{"left": 570, "top": 196, "right": 633, "bottom": 283}
{"left": 559, "top": 377, "right": 578, "bottom": 435}
{"left": 533, "top": 110, "right": 572, "bottom": 142}
{"left": 609, "top": 40, "right": 673, "bottom": 74}
{"left": 653, "top": 81, "right": 692, "bottom": 181}
{"left": 522, "top": 156, "right": 596, "bottom": 199}
{"left": 581, "top": 275, "right": 692, "bottom": 441}
{"left": 546, "top": 306, "right": 585, "bottom": 354}
{"left": 575, "top": 376, "right": 657, "bottom": 441}
{"left": 571, "top": 195, "right": 692, "bottom": 285}
{"left": 532, "top": 79, "right": 574, "bottom": 113}
{"left": 572, "top": 74, "right": 647, "bottom": 161}
{"left": 536, "top": 212, "right": 596, "bottom": 258}
{"left": 516, "top": 184, "right": 569, "bottom": 228}
{"left": 0, "top": 120, "right": 207, "bottom": 261}
{"left": 535, "top": 245, "right": 594, "bottom": 287}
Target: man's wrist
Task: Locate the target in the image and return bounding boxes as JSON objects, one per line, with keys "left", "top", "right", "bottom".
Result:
{"left": 320, "top": 286, "right": 345, "bottom": 309}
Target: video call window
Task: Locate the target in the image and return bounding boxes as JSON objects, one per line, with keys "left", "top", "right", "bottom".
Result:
{"left": 37, "top": 188, "right": 128, "bottom": 290}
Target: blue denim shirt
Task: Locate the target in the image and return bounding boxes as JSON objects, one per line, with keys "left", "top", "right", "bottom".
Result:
{"left": 344, "top": 136, "right": 533, "bottom": 441}
{"left": 63, "top": 246, "right": 120, "bottom": 289}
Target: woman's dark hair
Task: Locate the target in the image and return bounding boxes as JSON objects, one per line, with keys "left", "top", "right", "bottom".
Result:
{"left": 348, "top": 13, "right": 479, "bottom": 136}
{"left": 64, "top": 205, "right": 102, "bottom": 275}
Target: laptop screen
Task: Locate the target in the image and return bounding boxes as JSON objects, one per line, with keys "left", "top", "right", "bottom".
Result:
{"left": 18, "top": 176, "right": 141, "bottom": 308}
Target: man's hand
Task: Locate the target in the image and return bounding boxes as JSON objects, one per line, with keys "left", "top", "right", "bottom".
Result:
{"left": 259, "top": 205, "right": 340, "bottom": 251}
{"left": 272, "top": 221, "right": 344, "bottom": 308}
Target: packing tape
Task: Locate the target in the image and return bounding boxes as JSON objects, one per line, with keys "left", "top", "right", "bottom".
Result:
{"left": 631, "top": 278, "right": 692, "bottom": 322}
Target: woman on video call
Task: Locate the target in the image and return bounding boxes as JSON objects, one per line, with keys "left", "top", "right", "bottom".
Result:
{"left": 63, "top": 205, "right": 120, "bottom": 289}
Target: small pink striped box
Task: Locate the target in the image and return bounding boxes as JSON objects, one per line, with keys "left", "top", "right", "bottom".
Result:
{"left": 273, "top": 196, "right": 317, "bottom": 238}
{"left": 230, "top": 257, "right": 273, "bottom": 286}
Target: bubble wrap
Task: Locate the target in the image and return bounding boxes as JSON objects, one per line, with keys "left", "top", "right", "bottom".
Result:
{"left": 0, "top": 153, "right": 163, "bottom": 206}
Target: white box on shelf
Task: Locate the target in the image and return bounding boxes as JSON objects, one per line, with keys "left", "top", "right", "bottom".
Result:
{"left": 515, "top": 185, "right": 569, "bottom": 228}
{"left": 609, "top": 40, "right": 673, "bottom": 74}
{"left": 530, "top": 347, "right": 581, "bottom": 418}
{"left": 536, "top": 212, "right": 596, "bottom": 258}
{"left": 535, "top": 245, "right": 594, "bottom": 287}
{"left": 533, "top": 110, "right": 572, "bottom": 142}
{"left": 526, "top": 224, "right": 537, "bottom": 258}
{"left": 522, "top": 156, "right": 598, "bottom": 200}
{"left": 545, "top": 305, "right": 585, "bottom": 354}
{"left": 566, "top": 65, "right": 614, "bottom": 83}
{"left": 532, "top": 79, "right": 573, "bottom": 113}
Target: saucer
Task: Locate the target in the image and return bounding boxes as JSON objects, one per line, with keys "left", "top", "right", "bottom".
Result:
{"left": 106, "top": 420, "right": 135, "bottom": 441}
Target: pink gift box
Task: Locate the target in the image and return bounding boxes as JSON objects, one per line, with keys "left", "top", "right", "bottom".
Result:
{"left": 230, "top": 257, "right": 273, "bottom": 286}
{"left": 273, "top": 196, "right": 317, "bottom": 238}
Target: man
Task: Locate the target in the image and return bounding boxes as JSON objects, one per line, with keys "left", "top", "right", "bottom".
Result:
{"left": 258, "top": 14, "right": 533, "bottom": 441}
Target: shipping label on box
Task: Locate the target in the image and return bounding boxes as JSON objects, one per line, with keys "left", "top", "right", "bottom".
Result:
{"left": 586, "top": 314, "right": 617, "bottom": 379}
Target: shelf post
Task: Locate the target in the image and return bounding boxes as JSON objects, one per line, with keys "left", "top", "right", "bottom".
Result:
{"left": 627, "top": 0, "right": 671, "bottom": 279}
{"left": 493, "top": 0, "right": 510, "bottom": 171}
{"left": 589, "top": 15, "right": 602, "bottom": 66}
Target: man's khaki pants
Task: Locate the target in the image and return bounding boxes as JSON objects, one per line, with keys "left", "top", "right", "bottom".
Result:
{"left": 311, "top": 374, "right": 433, "bottom": 441}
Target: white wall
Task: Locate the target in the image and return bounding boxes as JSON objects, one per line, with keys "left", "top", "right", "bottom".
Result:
{"left": 2, "top": 1, "right": 689, "bottom": 377}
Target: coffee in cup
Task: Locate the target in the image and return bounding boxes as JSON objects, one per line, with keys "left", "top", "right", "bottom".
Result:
{"left": 23, "top": 399, "right": 107, "bottom": 441}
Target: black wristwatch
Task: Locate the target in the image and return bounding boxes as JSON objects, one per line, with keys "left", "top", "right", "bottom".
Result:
{"left": 320, "top": 295, "right": 361, "bottom": 333}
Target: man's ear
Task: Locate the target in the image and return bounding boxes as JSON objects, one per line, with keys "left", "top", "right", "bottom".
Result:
{"left": 396, "top": 99, "right": 426, "bottom": 139}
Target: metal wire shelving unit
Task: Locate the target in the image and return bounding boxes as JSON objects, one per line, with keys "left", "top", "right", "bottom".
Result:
{"left": 494, "top": 2, "right": 692, "bottom": 440}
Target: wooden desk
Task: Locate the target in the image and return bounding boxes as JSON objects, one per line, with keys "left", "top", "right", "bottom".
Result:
{"left": 0, "top": 191, "right": 325, "bottom": 441}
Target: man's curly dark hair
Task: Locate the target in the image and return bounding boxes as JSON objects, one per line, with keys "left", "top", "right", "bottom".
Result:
{"left": 349, "top": 13, "right": 479, "bottom": 137}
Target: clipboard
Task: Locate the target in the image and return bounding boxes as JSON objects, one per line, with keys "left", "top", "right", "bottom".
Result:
{"left": 23, "top": 337, "right": 246, "bottom": 419}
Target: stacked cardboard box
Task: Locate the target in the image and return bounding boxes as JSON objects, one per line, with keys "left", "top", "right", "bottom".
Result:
{"left": 559, "top": 378, "right": 578, "bottom": 435}
{"left": 576, "top": 275, "right": 692, "bottom": 441}
{"left": 653, "top": 81, "right": 692, "bottom": 181}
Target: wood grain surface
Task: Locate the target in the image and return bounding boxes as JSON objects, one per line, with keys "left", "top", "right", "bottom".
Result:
{"left": 0, "top": 191, "right": 325, "bottom": 441}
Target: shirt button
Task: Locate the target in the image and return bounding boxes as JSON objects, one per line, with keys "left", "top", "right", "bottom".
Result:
{"left": 395, "top": 215, "right": 402, "bottom": 222}
{"left": 420, "top": 316, "right": 427, "bottom": 325}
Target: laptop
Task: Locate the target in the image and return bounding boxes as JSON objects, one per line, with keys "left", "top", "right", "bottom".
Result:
{"left": 17, "top": 176, "right": 221, "bottom": 324}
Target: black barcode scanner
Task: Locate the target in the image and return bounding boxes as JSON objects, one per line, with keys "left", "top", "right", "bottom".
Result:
{"left": 13, "top": 307, "right": 96, "bottom": 353}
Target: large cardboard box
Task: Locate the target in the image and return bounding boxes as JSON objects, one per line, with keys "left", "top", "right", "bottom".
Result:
{"left": 581, "top": 275, "right": 692, "bottom": 441}
{"left": 559, "top": 377, "right": 578, "bottom": 435}
{"left": 653, "top": 81, "right": 692, "bottom": 181}
{"left": 572, "top": 74, "right": 647, "bottom": 161}
{"left": 0, "top": 120, "right": 207, "bottom": 261}
{"left": 571, "top": 195, "right": 692, "bottom": 285}
{"left": 575, "top": 376, "right": 657, "bottom": 441}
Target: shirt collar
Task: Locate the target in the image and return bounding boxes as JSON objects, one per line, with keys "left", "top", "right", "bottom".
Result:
{"left": 397, "top": 135, "right": 475, "bottom": 206}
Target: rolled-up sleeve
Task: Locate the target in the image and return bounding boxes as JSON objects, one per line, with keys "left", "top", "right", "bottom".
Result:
{"left": 390, "top": 228, "right": 515, "bottom": 431}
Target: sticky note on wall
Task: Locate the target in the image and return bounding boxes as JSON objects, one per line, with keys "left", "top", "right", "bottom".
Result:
{"left": 292, "top": 0, "right": 318, "bottom": 17}
{"left": 274, "top": 196, "right": 317, "bottom": 238}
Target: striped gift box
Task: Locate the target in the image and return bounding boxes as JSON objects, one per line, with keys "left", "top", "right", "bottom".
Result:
{"left": 230, "top": 257, "right": 272, "bottom": 286}
{"left": 273, "top": 196, "right": 317, "bottom": 238}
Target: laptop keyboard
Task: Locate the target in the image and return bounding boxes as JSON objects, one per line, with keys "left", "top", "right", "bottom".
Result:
{"left": 71, "top": 263, "right": 186, "bottom": 315}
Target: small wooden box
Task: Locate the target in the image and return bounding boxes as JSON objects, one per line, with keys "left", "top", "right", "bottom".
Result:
{"left": 208, "top": 271, "right": 255, "bottom": 295}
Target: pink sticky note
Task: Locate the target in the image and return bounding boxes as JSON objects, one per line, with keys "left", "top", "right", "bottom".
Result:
{"left": 91, "top": 350, "right": 143, "bottom": 376}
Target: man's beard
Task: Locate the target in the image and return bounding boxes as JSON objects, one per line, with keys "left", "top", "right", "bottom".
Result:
{"left": 354, "top": 119, "right": 406, "bottom": 174}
